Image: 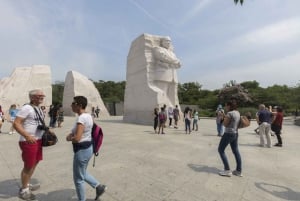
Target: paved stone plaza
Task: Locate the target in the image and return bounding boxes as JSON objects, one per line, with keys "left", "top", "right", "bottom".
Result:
{"left": 0, "top": 116, "right": 299, "bottom": 201}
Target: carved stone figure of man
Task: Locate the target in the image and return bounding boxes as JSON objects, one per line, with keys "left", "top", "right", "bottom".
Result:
{"left": 152, "top": 36, "right": 181, "bottom": 105}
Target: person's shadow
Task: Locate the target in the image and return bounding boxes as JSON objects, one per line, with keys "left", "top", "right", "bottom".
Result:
{"left": 0, "top": 178, "right": 89, "bottom": 201}
{"left": 187, "top": 163, "right": 219, "bottom": 174}
{"left": 255, "top": 182, "right": 300, "bottom": 200}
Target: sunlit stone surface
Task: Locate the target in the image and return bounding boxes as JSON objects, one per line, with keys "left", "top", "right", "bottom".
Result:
{"left": 0, "top": 65, "right": 52, "bottom": 111}
{"left": 63, "top": 70, "right": 109, "bottom": 117}
{"left": 123, "top": 33, "right": 181, "bottom": 125}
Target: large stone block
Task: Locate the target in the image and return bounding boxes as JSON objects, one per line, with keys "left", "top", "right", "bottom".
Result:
{"left": 0, "top": 65, "right": 52, "bottom": 112}
{"left": 62, "top": 70, "right": 109, "bottom": 117}
{"left": 123, "top": 33, "right": 181, "bottom": 125}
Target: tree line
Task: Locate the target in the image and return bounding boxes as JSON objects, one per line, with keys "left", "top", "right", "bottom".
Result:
{"left": 52, "top": 80, "right": 300, "bottom": 117}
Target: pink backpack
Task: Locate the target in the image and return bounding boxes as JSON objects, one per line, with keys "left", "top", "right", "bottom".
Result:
{"left": 91, "top": 123, "right": 104, "bottom": 167}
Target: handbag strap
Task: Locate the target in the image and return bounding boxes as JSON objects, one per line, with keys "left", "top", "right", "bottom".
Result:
{"left": 31, "top": 105, "right": 46, "bottom": 127}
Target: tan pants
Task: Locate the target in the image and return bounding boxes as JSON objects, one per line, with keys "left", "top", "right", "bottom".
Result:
{"left": 259, "top": 122, "right": 272, "bottom": 147}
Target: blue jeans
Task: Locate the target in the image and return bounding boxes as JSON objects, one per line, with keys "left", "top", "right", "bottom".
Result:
{"left": 185, "top": 119, "right": 191, "bottom": 133}
{"left": 192, "top": 119, "right": 198, "bottom": 130}
{"left": 73, "top": 145, "right": 100, "bottom": 201}
{"left": 216, "top": 122, "right": 223, "bottom": 135}
{"left": 218, "top": 132, "right": 242, "bottom": 172}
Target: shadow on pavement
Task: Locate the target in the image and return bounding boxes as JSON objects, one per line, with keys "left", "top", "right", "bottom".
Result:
{"left": 0, "top": 179, "right": 79, "bottom": 201}
{"left": 0, "top": 179, "right": 20, "bottom": 199}
{"left": 255, "top": 182, "right": 300, "bottom": 201}
{"left": 187, "top": 164, "right": 219, "bottom": 174}
{"left": 36, "top": 189, "right": 77, "bottom": 201}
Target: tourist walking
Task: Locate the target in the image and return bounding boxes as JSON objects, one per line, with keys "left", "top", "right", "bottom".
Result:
{"left": 218, "top": 99, "right": 242, "bottom": 177}
{"left": 257, "top": 104, "right": 272, "bottom": 148}
{"left": 158, "top": 107, "right": 167, "bottom": 134}
{"left": 173, "top": 105, "right": 180, "bottom": 129}
{"left": 66, "top": 96, "right": 106, "bottom": 201}
{"left": 184, "top": 107, "right": 192, "bottom": 134}
{"left": 167, "top": 106, "right": 174, "bottom": 127}
{"left": 271, "top": 106, "right": 284, "bottom": 147}
{"left": 48, "top": 104, "right": 58, "bottom": 128}
{"left": 57, "top": 104, "right": 64, "bottom": 128}
{"left": 153, "top": 107, "right": 159, "bottom": 133}
{"left": 95, "top": 106, "right": 100, "bottom": 118}
{"left": 192, "top": 109, "right": 199, "bottom": 131}
{"left": 8, "top": 104, "right": 18, "bottom": 134}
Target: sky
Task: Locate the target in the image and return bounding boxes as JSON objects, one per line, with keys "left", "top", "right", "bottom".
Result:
{"left": 0, "top": 0, "right": 300, "bottom": 90}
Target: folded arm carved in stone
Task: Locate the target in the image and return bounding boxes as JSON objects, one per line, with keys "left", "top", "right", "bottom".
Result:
{"left": 153, "top": 38, "right": 181, "bottom": 69}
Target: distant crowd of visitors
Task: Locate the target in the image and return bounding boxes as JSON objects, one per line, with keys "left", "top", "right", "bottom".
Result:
{"left": 153, "top": 104, "right": 200, "bottom": 135}
{"left": 153, "top": 99, "right": 285, "bottom": 178}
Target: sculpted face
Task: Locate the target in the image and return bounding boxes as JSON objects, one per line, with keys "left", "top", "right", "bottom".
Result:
{"left": 161, "top": 38, "right": 171, "bottom": 49}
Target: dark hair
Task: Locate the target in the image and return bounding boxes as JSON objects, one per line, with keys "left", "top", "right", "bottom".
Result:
{"left": 184, "top": 106, "right": 190, "bottom": 113}
{"left": 226, "top": 99, "right": 238, "bottom": 111}
{"left": 277, "top": 106, "right": 283, "bottom": 112}
{"left": 73, "top": 96, "right": 88, "bottom": 109}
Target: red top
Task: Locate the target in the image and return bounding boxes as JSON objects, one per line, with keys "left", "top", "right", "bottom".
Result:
{"left": 273, "top": 112, "right": 283, "bottom": 126}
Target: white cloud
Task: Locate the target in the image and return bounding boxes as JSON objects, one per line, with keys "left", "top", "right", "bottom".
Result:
{"left": 177, "top": 0, "right": 213, "bottom": 26}
{"left": 233, "top": 17, "right": 300, "bottom": 46}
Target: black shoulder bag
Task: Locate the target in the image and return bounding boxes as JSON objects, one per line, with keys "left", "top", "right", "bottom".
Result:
{"left": 33, "top": 106, "right": 58, "bottom": 147}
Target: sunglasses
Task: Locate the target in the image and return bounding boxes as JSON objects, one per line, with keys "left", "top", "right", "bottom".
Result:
{"left": 35, "top": 95, "right": 45, "bottom": 99}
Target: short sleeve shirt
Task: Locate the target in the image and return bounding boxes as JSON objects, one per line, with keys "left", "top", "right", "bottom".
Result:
{"left": 224, "top": 110, "right": 240, "bottom": 134}
{"left": 17, "top": 104, "right": 45, "bottom": 141}
{"left": 71, "top": 113, "right": 93, "bottom": 143}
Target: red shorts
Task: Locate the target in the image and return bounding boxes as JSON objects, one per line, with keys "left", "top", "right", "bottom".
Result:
{"left": 19, "top": 139, "right": 43, "bottom": 169}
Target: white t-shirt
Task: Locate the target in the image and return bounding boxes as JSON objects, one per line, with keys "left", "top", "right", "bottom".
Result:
{"left": 17, "top": 104, "right": 45, "bottom": 141}
{"left": 71, "top": 113, "right": 93, "bottom": 143}
{"left": 168, "top": 107, "right": 174, "bottom": 118}
{"left": 224, "top": 110, "right": 240, "bottom": 134}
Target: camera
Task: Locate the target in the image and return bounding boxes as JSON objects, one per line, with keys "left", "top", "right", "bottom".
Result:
{"left": 37, "top": 125, "right": 49, "bottom": 131}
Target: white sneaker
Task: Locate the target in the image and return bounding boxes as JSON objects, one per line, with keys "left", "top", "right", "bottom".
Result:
{"left": 19, "top": 188, "right": 36, "bottom": 200}
{"left": 28, "top": 183, "right": 40, "bottom": 191}
{"left": 219, "top": 170, "right": 232, "bottom": 177}
{"left": 9, "top": 131, "right": 13, "bottom": 135}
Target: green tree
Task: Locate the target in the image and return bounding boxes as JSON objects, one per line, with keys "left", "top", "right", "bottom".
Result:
{"left": 52, "top": 81, "right": 64, "bottom": 104}
{"left": 50, "top": 79, "right": 300, "bottom": 117}
{"left": 93, "top": 80, "right": 125, "bottom": 102}
{"left": 178, "top": 82, "right": 202, "bottom": 104}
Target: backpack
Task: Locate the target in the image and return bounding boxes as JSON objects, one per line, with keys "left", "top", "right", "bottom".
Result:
{"left": 159, "top": 112, "right": 166, "bottom": 121}
{"left": 91, "top": 123, "right": 104, "bottom": 167}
